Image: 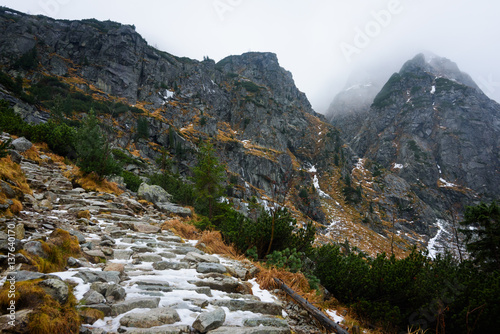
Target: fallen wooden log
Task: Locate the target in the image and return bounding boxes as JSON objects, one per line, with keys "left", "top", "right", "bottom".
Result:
{"left": 273, "top": 277, "right": 349, "bottom": 334}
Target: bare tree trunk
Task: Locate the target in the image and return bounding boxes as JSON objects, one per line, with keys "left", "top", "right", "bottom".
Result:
{"left": 274, "top": 278, "right": 349, "bottom": 334}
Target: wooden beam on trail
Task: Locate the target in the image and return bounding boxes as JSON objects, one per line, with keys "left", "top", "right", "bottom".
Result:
{"left": 273, "top": 278, "right": 349, "bottom": 334}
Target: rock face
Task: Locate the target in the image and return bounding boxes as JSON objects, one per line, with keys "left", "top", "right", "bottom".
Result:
{"left": 346, "top": 54, "right": 500, "bottom": 211}
{"left": 0, "top": 8, "right": 335, "bottom": 225}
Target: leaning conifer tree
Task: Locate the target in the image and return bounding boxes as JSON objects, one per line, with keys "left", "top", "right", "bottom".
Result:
{"left": 75, "top": 109, "right": 120, "bottom": 179}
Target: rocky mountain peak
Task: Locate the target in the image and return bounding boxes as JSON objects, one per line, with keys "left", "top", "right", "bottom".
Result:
{"left": 400, "top": 53, "right": 479, "bottom": 89}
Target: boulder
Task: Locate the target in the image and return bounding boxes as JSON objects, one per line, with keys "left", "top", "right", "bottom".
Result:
{"left": 192, "top": 307, "right": 226, "bottom": 333}
{"left": 0, "top": 180, "right": 15, "bottom": 198}
{"left": 11, "top": 137, "right": 32, "bottom": 152}
{"left": 137, "top": 183, "right": 172, "bottom": 204}
{"left": 119, "top": 307, "right": 180, "bottom": 328}
{"left": 82, "top": 290, "right": 106, "bottom": 305}
{"left": 90, "top": 282, "right": 126, "bottom": 302}
{"left": 39, "top": 278, "right": 69, "bottom": 304}
{"left": 23, "top": 240, "right": 47, "bottom": 258}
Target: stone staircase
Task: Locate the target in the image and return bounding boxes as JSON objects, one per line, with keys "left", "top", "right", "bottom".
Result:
{"left": 1, "top": 156, "right": 297, "bottom": 333}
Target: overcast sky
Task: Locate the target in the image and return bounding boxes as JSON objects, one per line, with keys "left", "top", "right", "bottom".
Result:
{"left": 2, "top": 0, "right": 500, "bottom": 113}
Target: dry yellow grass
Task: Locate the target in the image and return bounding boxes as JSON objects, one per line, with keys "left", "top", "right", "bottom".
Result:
{"left": 0, "top": 279, "right": 80, "bottom": 334}
{"left": 21, "top": 229, "right": 81, "bottom": 273}
{"left": 64, "top": 166, "right": 123, "bottom": 195}
{"left": 0, "top": 156, "right": 31, "bottom": 216}
{"left": 0, "top": 156, "right": 31, "bottom": 194}
{"left": 161, "top": 218, "right": 199, "bottom": 239}
{"left": 198, "top": 230, "right": 241, "bottom": 259}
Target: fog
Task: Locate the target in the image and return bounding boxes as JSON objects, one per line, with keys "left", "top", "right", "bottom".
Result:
{"left": 2, "top": 0, "right": 499, "bottom": 113}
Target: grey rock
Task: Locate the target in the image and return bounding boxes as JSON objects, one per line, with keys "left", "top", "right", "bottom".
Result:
{"left": 69, "top": 230, "right": 86, "bottom": 244}
{"left": 134, "top": 253, "right": 163, "bottom": 262}
{"left": 90, "top": 282, "right": 126, "bottom": 302}
{"left": 212, "top": 299, "right": 282, "bottom": 315}
{"left": 157, "top": 235, "right": 183, "bottom": 243}
{"left": 119, "top": 325, "right": 190, "bottom": 333}
{"left": 189, "top": 275, "right": 243, "bottom": 293}
{"left": 137, "top": 284, "right": 173, "bottom": 293}
{"left": 9, "top": 149, "right": 22, "bottom": 163}
{"left": 75, "top": 270, "right": 121, "bottom": 284}
{"left": 156, "top": 202, "right": 192, "bottom": 217}
{"left": 23, "top": 240, "right": 47, "bottom": 258}
{"left": 137, "top": 183, "right": 172, "bottom": 204}
{"left": 152, "top": 261, "right": 190, "bottom": 270}
{"left": 111, "top": 297, "right": 161, "bottom": 316}
{"left": 0, "top": 180, "right": 15, "bottom": 198}
{"left": 67, "top": 257, "right": 82, "bottom": 267}
{"left": 208, "top": 326, "right": 291, "bottom": 334}
{"left": 196, "top": 263, "right": 227, "bottom": 274}
{"left": 84, "top": 249, "right": 106, "bottom": 258}
{"left": 114, "top": 249, "right": 133, "bottom": 260}
{"left": 132, "top": 222, "right": 161, "bottom": 233}
{"left": 82, "top": 290, "right": 106, "bottom": 305}
{"left": 39, "top": 278, "right": 69, "bottom": 304}
{"left": 101, "top": 246, "right": 114, "bottom": 256}
{"left": 183, "top": 252, "right": 219, "bottom": 263}
{"left": 131, "top": 245, "right": 156, "bottom": 253}
{"left": 12, "top": 137, "right": 32, "bottom": 152}
{"left": 243, "top": 318, "right": 289, "bottom": 328}
{"left": 170, "top": 246, "right": 204, "bottom": 255}
{"left": 8, "top": 270, "right": 47, "bottom": 282}
{"left": 119, "top": 307, "right": 181, "bottom": 328}
{"left": 99, "top": 240, "right": 115, "bottom": 247}
{"left": 192, "top": 307, "right": 225, "bottom": 333}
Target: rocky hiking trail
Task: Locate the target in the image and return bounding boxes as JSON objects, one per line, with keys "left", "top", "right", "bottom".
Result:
{"left": 0, "top": 143, "right": 333, "bottom": 334}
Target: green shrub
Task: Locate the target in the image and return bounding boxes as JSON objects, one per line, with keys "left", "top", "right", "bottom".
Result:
{"left": 74, "top": 110, "right": 120, "bottom": 178}
{"left": 121, "top": 170, "right": 142, "bottom": 192}
{"left": 148, "top": 172, "right": 196, "bottom": 206}
{"left": 0, "top": 138, "right": 12, "bottom": 158}
{"left": 266, "top": 248, "right": 303, "bottom": 273}
{"left": 112, "top": 149, "right": 144, "bottom": 166}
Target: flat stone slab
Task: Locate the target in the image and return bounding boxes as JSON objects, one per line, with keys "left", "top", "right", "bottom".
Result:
{"left": 114, "top": 249, "right": 134, "bottom": 260}
{"left": 135, "top": 253, "right": 163, "bottom": 262}
{"left": 74, "top": 270, "right": 121, "bottom": 284}
{"left": 119, "top": 325, "right": 191, "bottom": 334}
{"left": 119, "top": 307, "right": 180, "bottom": 328}
{"left": 243, "top": 318, "right": 289, "bottom": 328}
{"left": 196, "top": 263, "right": 227, "bottom": 274}
{"left": 170, "top": 246, "right": 204, "bottom": 255}
{"left": 152, "top": 261, "right": 190, "bottom": 270}
{"left": 212, "top": 299, "right": 282, "bottom": 316}
{"left": 137, "top": 284, "right": 173, "bottom": 293}
{"left": 208, "top": 326, "right": 291, "bottom": 334}
{"left": 183, "top": 252, "right": 220, "bottom": 264}
{"left": 133, "top": 223, "right": 161, "bottom": 233}
{"left": 111, "top": 297, "right": 161, "bottom": 316}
